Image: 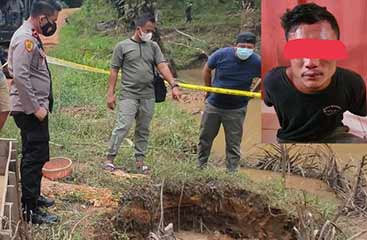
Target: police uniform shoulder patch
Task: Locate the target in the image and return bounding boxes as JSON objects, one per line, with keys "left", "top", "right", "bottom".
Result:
{"left": 24, "top": 40, "right": 34, "bottom": 52}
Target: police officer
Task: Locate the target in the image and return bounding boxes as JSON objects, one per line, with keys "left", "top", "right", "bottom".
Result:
{"left": 8, "top": 0, "right": 62, "bottom": 224}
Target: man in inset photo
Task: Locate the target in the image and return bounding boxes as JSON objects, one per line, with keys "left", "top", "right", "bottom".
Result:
{"left": 263, "top": 3, "right": 367, "bottom": 143}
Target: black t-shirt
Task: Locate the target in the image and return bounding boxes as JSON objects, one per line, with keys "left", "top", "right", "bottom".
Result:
{"left": 263, "top": 66, "right": 367, "bottom": 142}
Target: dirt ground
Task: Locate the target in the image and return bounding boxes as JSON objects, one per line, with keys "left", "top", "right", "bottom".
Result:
{"left": 118, "top": 184, "right": 296, "bottom": 240}
{"left": 42, "top": 178, "right": 118, "bottom": 208}
{"left": 176, "top": 231, "right": 233, "bottom": 240}
{"left": 338, "top": 216, "right": 367, "bottom": 238}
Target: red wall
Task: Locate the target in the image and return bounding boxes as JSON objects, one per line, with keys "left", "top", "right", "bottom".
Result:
{"left": 261, "top": 0, "right": 367, "bottom": 83}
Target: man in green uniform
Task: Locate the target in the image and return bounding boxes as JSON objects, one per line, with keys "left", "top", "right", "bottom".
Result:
{"left": 105, "top": 14, "right": 181, "bottom": 173}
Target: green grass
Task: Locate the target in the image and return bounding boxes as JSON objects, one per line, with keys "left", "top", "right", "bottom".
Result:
{"left": 158, "top": 2, "right": 241, "bottom": 28}
{"left": 159, "top": 0, "right": 262, "bottom": 68}
{"left": 49, "top": 0, "right": 245, "bottom": 70}
{"left": 50, "top": 0, "right": 123, "bottom": 69}
{"left": 157, "top": 1, "right": 243, "bottom": 68}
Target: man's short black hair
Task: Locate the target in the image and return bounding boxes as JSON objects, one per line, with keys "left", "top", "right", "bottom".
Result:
{"left": 31, "top": 0, "right": 62, "bottom": 17}
{"left": 134, "top": 13, "right": 156, "bottom": 28}
{"left": 281, "top": 3, "right": 340, "bottom": 40}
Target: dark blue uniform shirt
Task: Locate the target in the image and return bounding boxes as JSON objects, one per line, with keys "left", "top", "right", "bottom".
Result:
{"left": 207, "top": 47, "right": 261, "bottom": 109}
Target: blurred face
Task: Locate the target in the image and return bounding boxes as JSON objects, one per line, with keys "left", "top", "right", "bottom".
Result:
{"left": 287, "top": 21, "right": 338, "bottom": 93}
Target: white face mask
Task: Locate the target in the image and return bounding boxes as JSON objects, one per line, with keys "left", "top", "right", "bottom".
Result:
{"left": 236, "top": 47, "right": 254, "bottom": 60}
{"left": 140, "top": 29, "right": 153, "bottom": 42}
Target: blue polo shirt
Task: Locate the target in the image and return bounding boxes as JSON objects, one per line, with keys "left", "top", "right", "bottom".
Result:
{"left": 207, "top": 47, "right": 261, "bottom": 109}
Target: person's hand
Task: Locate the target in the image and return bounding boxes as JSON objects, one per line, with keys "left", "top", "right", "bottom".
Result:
{"left": 172, "top": 86, "right": 181, "bottom": 101}
{"left": 107, "top": 94, "right": 116, "bottom": 110}
{"left": 35, "top": 107, "right": 48, "bottom": 121}
{"left": 204, "top": 92, "right": 210, "bottom": 100}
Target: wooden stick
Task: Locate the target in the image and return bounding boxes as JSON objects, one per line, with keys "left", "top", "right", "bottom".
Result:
{"left": 49, "top": 141, "right": 64, "bottom": 149}
{"left": 174, "top": 28, "right": 207, "bottom": 44}
{"left": 158, "top": 179, "right": 165, "bottom": 234}
{"left": 167, "top": 40, "right": 207, "bottom": 55}
{"left": 280, "top": 144, "right": 288, "bottom": 190}
{"left": 68, "top": 214, "right": 90, "bottom": 240}
{"left": 347, "top": 230, "right": 367, "bottom": 240}
{"left": 350, "top": 156, "right": 366, "bottom": 207}
{"left": 177, "top": 182, "right": 185, "bottom": 232}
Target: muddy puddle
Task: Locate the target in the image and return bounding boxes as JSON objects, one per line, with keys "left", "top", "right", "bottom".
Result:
{"left": 178, "top": 68, "right": 204, "bottom": 85}
{"left": 241, "top": 169, "right": 338, "bottom": 202}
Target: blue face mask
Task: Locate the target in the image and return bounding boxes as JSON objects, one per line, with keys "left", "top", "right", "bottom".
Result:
{"left": 236, "top": 47, "right": 254, "bottom": 60}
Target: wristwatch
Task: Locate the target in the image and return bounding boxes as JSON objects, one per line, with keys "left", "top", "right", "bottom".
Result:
{"left": 171, "top": 83, "right": 179, "bottom": 89}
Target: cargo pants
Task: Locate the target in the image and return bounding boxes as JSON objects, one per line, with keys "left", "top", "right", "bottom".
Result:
{"left": 198, "top": 102, "right": 247, "bottom": 172}
{"left": 107, "top": 98, "right": 155, "bottom": 162}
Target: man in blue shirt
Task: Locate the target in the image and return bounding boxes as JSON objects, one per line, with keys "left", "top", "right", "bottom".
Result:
{"left": 197, "top": 32, "right": 261, "bottom": 172}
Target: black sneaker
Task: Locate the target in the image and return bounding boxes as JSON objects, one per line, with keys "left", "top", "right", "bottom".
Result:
{"left": 37, "top": 195, "right": 55, "bottom": 208}
{"left": 30, "top": 209, "right": 59, "bottom": 225}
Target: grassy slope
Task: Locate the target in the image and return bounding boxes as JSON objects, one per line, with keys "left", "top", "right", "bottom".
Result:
{"left": 50, "top": 0, "right": 246, "bottom": 70}
{"left": 0, "top": 0, "right": 339, "bottom": 238}
{"left": 157, "top": 0, "right": 243, "bottom": 68}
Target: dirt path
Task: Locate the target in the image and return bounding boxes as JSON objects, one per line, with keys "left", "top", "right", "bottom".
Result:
{"left": 41, "top": 178, "right": 118, "bottom": 208}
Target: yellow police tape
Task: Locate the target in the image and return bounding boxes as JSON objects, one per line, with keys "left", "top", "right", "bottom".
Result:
{"left": 46, "top": 56, "right": 262, "bottom": 98}
{"left": 47, "top": 56, "right": 110, "bottom": 75}
{"left": 178, "top": 83, "right": 261, "bottom": 98}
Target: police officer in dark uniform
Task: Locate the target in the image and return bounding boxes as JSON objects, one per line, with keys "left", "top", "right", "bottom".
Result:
{"left": 8, "top": 0, "right": 62, "bottom": 224}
